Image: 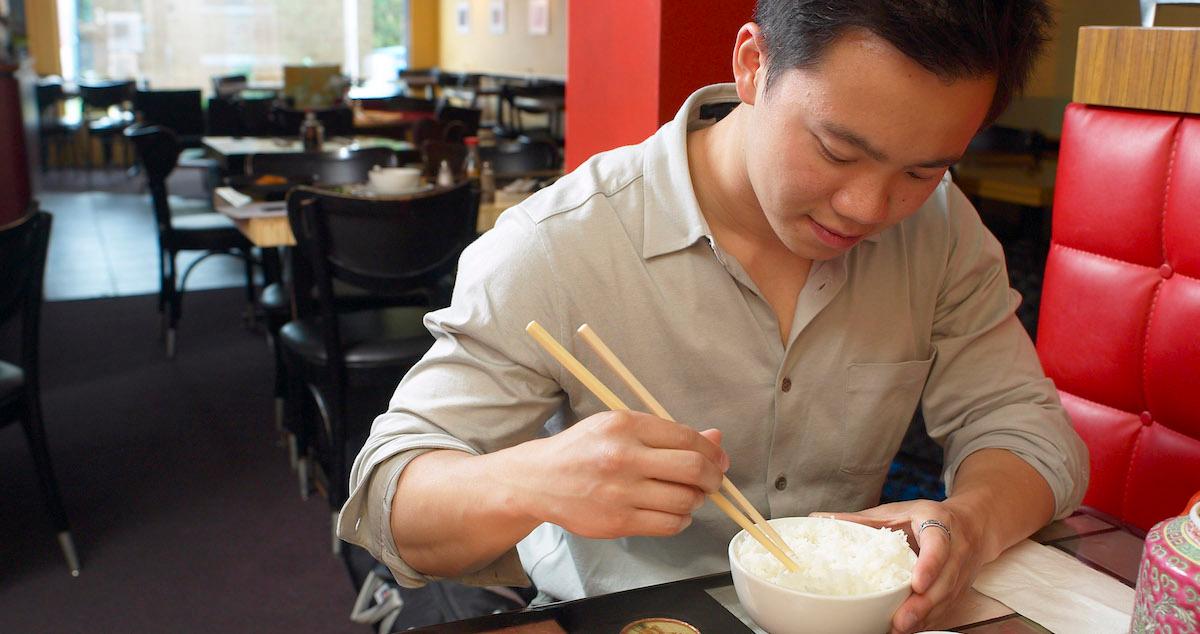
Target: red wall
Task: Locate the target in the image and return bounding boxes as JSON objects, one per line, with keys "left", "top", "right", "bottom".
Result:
{"left": 564, "top": 0, "right": 755, "bottom": 170}
{"left": 0, "top": 68, "right": 32, "bottom": 226}
{"left": 657, "top": 1, "right": 755, "bottom": 124}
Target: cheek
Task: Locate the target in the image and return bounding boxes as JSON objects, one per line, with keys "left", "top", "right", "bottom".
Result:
{"left": 750, "top": 138, "right": 839, "bottom": 209}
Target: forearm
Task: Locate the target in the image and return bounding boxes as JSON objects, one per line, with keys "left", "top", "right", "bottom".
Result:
{"left": 942, "top": 448, "right": 1055, "bottom": 563}
{"left": 390, "top": 448, "right": 540, "bottom": 578}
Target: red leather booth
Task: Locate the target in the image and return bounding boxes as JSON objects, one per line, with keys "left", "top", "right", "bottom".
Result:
{"left": 1038, "top": 103, "right": 1200, "bottom": 531}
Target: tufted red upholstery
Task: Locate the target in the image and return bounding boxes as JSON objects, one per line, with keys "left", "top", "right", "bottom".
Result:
{"left": 1037, "top": 103, "right": 1200, "bottom": 531}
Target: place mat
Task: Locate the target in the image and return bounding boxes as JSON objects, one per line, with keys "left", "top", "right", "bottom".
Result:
{"left": 973, "top": 540, "right": 1134, "bottom": 634}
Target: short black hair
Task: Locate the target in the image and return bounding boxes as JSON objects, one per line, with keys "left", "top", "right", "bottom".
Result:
{"left": 753, "top": 0, "right": 1053, "bottom": 124}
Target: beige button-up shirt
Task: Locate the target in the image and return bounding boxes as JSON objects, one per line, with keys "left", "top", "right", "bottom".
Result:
{"left": 337, "top": 84, "right": 1089, "bottom": 602}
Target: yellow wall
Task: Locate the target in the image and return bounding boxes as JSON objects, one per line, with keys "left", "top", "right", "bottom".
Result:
{"left": 409, "top": 0, "right": 440, "bottom": 70}
{"left": 23, "top": 0, "right": 60, "bottom": 76}
{"left": 437, "top": 0, "right": 566, "bottom": 79}
{"left": 1002, "top": 0, "right": 1200, "bottom": 134}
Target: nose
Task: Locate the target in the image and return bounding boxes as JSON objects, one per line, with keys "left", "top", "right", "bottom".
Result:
{"left": 830, "top": 176, "right": 890, "bottom": 227}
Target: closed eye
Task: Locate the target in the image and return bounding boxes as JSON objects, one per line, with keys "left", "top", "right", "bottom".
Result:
{"left": 815, "top": 137, "right": 854, "bottom": 165}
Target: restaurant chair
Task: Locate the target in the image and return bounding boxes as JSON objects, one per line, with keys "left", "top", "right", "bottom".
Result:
{"left": 133, "top": 89, "right": 206, "bottom": 147}
{"left": 0, "top": 210, "right": 81, "bottom": 576}
{"left": 33, "top": 78, "right": 80, "bottom": 173}
{"left": 484, "top": 139, "right": 561, "bottom": 178}
{"left": 246, "top": 147, "right": 399, "bottom": 441}
{"left": 77, "top": 79, "right": 136, "bottom": 176}
{"left": 211, "top": 73, "right": 248, "bottom": 100}
{"left": 124, "top": 124, "right": 257, "bottom": 358}
{"left": 434, "top": 101, "right": 482, "bottom": 141}
{"left": 280, "top": 182, "right": 477, "bottom": 551}
{"left": 1036, "top": 103, "right": 1200, "bottom": 532}
{"left": 506, "top": 82, "right": 565, "bottom": 144}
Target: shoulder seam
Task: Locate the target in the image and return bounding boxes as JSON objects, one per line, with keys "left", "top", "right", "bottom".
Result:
{"left": 525, "top": 172, "right": 645, "bottom": 225}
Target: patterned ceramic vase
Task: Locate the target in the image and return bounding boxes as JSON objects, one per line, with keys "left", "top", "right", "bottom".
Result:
{"left": 1130, "top": 502, "right": 1200, "bottom": 633}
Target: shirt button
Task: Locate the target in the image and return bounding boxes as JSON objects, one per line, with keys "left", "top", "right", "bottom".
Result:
{"left": 781, "top": 377, "right": 792, "bottom": 393}
{"left": 775, "top": 475, "right": 788, "bottom": 491}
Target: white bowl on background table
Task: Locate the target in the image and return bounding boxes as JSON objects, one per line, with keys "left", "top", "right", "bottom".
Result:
{"left": 368, "top": 166, "right": 422, "bottom": 194}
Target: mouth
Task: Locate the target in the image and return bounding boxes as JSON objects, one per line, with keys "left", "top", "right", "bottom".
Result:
{"left": 807, "top": 217, "right": 866, "bottom": 249}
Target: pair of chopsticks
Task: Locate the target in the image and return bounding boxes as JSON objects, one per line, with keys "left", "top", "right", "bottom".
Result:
{"left": 525, "top": 321, "right": 800, "bottom": 572}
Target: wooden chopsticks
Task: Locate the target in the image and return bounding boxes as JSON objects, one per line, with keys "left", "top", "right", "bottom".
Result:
{"left": 526, "top": 320, "right": 799, "bottom": 572}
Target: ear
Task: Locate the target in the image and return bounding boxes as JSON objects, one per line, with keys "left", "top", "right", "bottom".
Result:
{"left": 732, "top": 23, "right": 766, "bottom": 106}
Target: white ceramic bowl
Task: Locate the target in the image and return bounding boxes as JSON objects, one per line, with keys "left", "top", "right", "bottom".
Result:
{"left": 368, "top": 166, "right": 422, "bottom": 194}
{"left": 728, "top": 516, "right": 916, "bottom": 634}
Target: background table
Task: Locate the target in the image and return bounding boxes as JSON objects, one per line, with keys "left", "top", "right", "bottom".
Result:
{"left": 216, "top": 197, "right": 525, "bottom": 248}
{"left": 202, "top": 135, "right": 419, "bottom": 174}
{"left": 409, "top": 509, "right": 1142, "bottom": 633}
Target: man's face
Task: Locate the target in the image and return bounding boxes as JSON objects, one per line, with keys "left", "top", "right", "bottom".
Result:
{"left": 741, "top": 29, "right": 995, "bottom": 260}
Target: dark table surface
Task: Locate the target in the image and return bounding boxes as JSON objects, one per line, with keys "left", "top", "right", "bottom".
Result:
{"left": 411, "top": 509, "right": 1143, "bottom": 633}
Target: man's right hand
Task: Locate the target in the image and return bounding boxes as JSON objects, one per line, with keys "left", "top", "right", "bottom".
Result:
{"left": 495, "top": 410, "right": 730, "bottom": 539}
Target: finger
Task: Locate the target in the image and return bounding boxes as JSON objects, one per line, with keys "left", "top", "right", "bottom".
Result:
{"left": 627, "top": 479, "right": 707, "bottom": 515}
{"left": 633, "top": 417, "right": 729, "bottom": 470}
{"left": 911, "top": 519, "right": 952, "bottom": 593}
{"left": 637, "top": 447, "right": 725, "bottom": 492}
{"left": 626, "top": 508, "right": 693, "bottom": 537}
{"left": 810, "top": 510, "right": 902, "bottom": 531}
{"left": 698, "top": 428, "right": 723, "bottom": 447}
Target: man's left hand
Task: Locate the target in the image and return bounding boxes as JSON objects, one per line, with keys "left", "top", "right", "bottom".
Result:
{"left": 812, "top": 499, "right": 982, "bottom": 634}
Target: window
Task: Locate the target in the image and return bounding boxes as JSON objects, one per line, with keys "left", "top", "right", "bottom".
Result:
{"left": 57, "top": 0, "right": 409, "bottom": 92}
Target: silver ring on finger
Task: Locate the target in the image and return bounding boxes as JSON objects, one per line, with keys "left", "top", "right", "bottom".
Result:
{"left": 918, "top": 518, "right": 952, "bottom": 543}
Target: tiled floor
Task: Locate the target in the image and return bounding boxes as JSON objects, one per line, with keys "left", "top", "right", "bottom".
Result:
{"left": 35, "top": 168, "right": 254, "bottom": 302}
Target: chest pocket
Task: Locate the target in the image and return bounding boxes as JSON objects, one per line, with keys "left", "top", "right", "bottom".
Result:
{"left": 839, "top": 356, "right": 935, "bottom": 475}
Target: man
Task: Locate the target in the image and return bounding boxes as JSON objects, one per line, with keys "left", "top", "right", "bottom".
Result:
{"left": 339, "top": 1, "right": 1089, "bottom": 632}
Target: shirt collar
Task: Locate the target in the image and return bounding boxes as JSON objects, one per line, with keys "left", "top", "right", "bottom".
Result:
{"left": 640, "top": 83, "right": 883, "bottom": 260}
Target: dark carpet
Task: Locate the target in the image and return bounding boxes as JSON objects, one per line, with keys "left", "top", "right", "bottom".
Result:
{"left": 0, "top": 289, "right": 360, "bottom": 633}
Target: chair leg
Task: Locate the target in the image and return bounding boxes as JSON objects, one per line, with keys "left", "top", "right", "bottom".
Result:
{"left": 241, "top": 248, "right": 257, "bottom": 327}
{"left": 19, "top": 395, "right": 80, "bottom": 576}
{"left": 58, "top": 532, "right": 81, "bottom": 577}
{"left": 165, "top": 250, "right": 180, "bottom": 358}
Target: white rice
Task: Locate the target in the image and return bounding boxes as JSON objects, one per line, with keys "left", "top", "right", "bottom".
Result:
{"left": 735, "top": 518, "right": 917, "bottom": 596}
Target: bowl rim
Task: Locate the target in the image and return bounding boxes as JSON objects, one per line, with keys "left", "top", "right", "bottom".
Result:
{"left": 1190, "top": 500, "right": 1199, "bottom": 531}
{"left": 728, "top": 516, "right": 916, "bottom": 601}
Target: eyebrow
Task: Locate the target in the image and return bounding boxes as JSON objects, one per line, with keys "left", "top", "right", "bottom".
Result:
{"left": 819, "top": 122, "right": 962, "bottom": 169}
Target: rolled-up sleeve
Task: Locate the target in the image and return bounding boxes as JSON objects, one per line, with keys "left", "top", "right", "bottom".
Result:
{"left": 922, "top": 184, "right": 1089, "bottom": 520}
{"left": 336, "top": 206, "right": 569, "bottom": 587}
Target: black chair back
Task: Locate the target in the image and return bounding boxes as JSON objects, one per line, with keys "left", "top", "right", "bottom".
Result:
{"left": 78, "top": 80, "right": 136, "bottom": 111}
{"left": 434, "top": 102, "right": 481, "bottom": 140}
{"left": 134, "top": 89, "right": 205, "bottom": 139}
{"left": 270, "top": 105, "right": 355, "bottom": 137}
{"left": 124, "top": 124, "right": 181, "bottom": 231}
{"left": 360, "top": 95, "right": 436, "bottom": 113}
{"left": 484, "top": 140, "right": 560, "bottom": 176}
{"left": 0, "top": 210, "right": 52, "bottom": 373}
{"left": 246, "top": 147, "right": 397, "bottom": 186}
{"left": 211, "top": 74, "right": 248, "bottom": 99}
{"left": 287, "top": 182, "right": 477, "bottom": 300}
{"left": 34, "top": 80, "right": 66, "bottom": 117}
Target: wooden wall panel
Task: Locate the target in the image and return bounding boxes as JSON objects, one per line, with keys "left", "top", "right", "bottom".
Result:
{"left": 1074, "top": 26, "right": 1200, "bottom": 114}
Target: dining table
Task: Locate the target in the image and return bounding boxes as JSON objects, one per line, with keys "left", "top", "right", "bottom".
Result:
{"left": 201, "top": 135, "right": 420, "bottom": 174}
{"left": 405, "top": 508, "right": 1141, "bottom": 633}
{"left": 214, "top": 188, "right": 530, "bottom": 247}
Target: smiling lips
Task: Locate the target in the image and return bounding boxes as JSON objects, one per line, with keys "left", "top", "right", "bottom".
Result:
{"left": 807, "top": 217, "right": 867, "bottom": 249}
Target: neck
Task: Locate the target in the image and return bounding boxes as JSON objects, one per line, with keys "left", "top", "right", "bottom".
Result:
{"left": 687, "top": 106, "right": 786, "bottom": 254}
